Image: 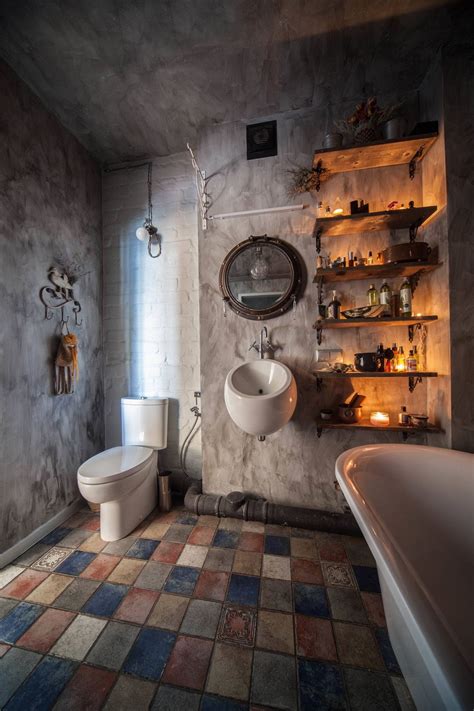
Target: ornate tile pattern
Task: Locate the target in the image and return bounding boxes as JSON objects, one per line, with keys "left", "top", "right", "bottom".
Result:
{"left": 0, "top": 505, "right": 412, "bottom": 709}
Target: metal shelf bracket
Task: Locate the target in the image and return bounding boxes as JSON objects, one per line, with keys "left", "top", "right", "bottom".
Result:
{"left": 409, "top": 218, "right": 423, "bottom": 242}
{"left": 408, "top": 322, "right": 422, "bottom": 342}
{"left": 314, "top": 160, "right": 325, "bottom": 191}
{"left": 316, "top": 323, "right": 323, "bottom": 345}
{"left": 315, "top": 377, "right": 323, "bottom": 392}
{"left": 408, "top": 375, "right": 423, "bottom": 393}
{"left": 316, "top": 425, "right": 323, "bottom": 438}
{"left": 409, "top": 145, "right": 425, "bottom": 180}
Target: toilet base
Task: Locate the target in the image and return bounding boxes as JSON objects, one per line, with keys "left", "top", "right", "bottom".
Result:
{"left": 100, "top": 453, "right": 158, "bottom": 541}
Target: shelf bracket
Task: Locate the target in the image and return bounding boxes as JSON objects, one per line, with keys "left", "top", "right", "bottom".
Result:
{"left": 409, "top": 218, "right": 423, "bottom": 242}
{"left": 409, "top": 271, "right": 421, "bottom": 295}
{"left": 409, "top": 375, "right": 423, "bottom": 393}
{"left": 315, "top": 376, "right": 323, "bottom": 393}
{"left": 312, "top": 224, "right": 323, "bottom": 254}
{"left": 409, "top": 145, "right": 424, "bottom": 180}
{"left": 316, "top": 323, "right": 323, "bottom": 345}
{"left": 317, "top": 276, "right": 324, "bottom": 305}
{"left": 317, "top": 425, "right": 323, "bottom": 438}
{"left": 313, "top": 160, "right": 325, "bottom": 192}
{"left": 408, "top": 322, "right": 422, "bottom": 343}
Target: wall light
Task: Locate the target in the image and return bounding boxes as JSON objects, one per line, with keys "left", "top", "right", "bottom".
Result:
{"left": 135, "top": 163, "right": 161, "bottom": 258}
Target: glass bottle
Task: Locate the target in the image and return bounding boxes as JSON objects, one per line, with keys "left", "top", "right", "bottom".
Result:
{"left": 398, "top": 406, "right": 410, "bottom": 425}
{"left": 327, "top": 290, "right": 341, "bottom": 320}
{"left": 397, "top": 346, "right": 406, "bottom": 371}
{"left": 400, "top": 278, "right": 412, "bottom": 316}
{"left": 380, "top": 281, "right": 392, "bottom": 306}
{"left": 367, "top": 251, "right": 374, "bottom": 265}
{"left": 406, "top": 350, "right": 417, "bottom": 372}
{"left": 367, "top": 284, "right": 379, "bottom": 306}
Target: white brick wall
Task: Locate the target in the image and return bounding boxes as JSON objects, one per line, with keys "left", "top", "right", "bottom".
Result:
{"left": 102, "top": 152, "right": 201, "bottom": 478}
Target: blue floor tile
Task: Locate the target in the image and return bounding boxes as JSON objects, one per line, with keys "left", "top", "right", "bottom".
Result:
{"left": 375, "top": 628, "right": 401, "bottom": 674}
{"left": 40, "top": 527, "right": 72, "bottom": 546}
{"left": 294, "top": 583, "right": 329, "bottom": 617}
{"left": 353, "top": 565, "right": 381, "bottom": 593}
{"left": 298, "top": 659, "right": 347, "bottom": 711}
{"left": 175, "top": 513, "right": 198, "bottom": 525}
{"left": 0, "top": 602, "right": 43, "bottom": 644}
{"left": 123, "top": 627, "right": 176, "bottom": 681}
{"left": 126, "top": 539, "right": 160, "bottom": 560}
{"left": 212, "top": 529, "right": 240, "bottom": 549}
{"left": 82, "top": 582, "right": 128, "bottom": 616}
{"left": 0, "top": 647, "right": 42, "bottom": 707}
{"left": 163, "top": 566, "right": 200, "bottom": 596}
{"left": 151, "top": 685, "right": 200, "bottom": 710}
{"left": 201, "top": 695, "right": 248, "bottom": 711}
{"left": 227, "top": 573, "right": 260, "bottom": 606}
{"left": 5, "top": 655, "right": 77, "bottom": 711}
{"left": 265, "top": 535, "right": 290, "bottom": 556}
{"left": 56, "top": 550, "right": 96, "bottom": 576}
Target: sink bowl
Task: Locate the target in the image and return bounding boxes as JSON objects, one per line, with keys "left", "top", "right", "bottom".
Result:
{"left": 224, "top": 360, "right": 297, "bottom": 436}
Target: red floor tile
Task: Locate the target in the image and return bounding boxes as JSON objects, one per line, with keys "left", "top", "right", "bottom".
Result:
{"left": 114, "top": 587, "right": 159, "bottom": 624}
{"left": 80, "top": 554, "right": 120, "bottom": 580}
{"left": 188, "top": 526, "right": 215, "bottom": 546}
{"left": 80, "top": 516, "right": 101, "bottom": 531}
{"left": 291, "top": 558, "right": 324, "bottom": 585}
{"left": 295, "top": 614, "right": 337, "bottom": 661}
{"left": 1, "top": 569, "right": 49, "bottom": 599}
{"left": 194, "top": 570, "right": 229, "bottom": 601}
{"left": 0, "top": 644, "right": 10, "bottom": 657}
{"left": 16, "top": 608, "right": 75, "bottom": 653}
{"left": 239, "top": 532, "right": 264, "bottom": 553}
{"left": 162, "top": 635, "right": 213, "bottom": 690}
{"left": 317, "top": 540, "right": 348, "bottom": 562}
{"left": 55, "top": 665, "right": 117, "bottom": 711}
{"left": 361, "top": 592, "right": 387, "bottom": 627}
{"left": 151, "top": 541, "right": 184, "bottom": 564}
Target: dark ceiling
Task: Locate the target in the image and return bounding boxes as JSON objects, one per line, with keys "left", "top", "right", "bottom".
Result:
{"left": 0, "top": 0, "right": 470, "bottom": 163}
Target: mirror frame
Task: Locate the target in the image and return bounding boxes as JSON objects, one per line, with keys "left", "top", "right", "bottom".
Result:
{"left": 219, "top": 234, "right": 306, "bottom": 321}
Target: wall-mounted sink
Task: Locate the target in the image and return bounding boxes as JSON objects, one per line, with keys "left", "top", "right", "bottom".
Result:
{"left": 224, "top": 360, "right": 297, "bottom": 437}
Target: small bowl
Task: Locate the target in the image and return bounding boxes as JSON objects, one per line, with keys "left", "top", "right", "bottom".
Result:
{"left": 409, "top": 414, "right": 429, "bottom": 428}
{"left": 320, "top": 409, "right": 333, "bottom": 421}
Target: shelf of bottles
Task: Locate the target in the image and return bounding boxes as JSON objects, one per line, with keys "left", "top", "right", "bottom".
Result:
{"left": 313, "top": 260, "right": 441, "bottom": 284}
{"left": 315, "top": 417, "right": 441, "bottom": 440}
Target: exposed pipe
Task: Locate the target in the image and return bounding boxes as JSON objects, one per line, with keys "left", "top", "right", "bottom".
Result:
{"left": 184, "top": 482, "right": 360, "bottom": 536}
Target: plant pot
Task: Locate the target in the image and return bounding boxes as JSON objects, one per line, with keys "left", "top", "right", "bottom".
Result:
{"left": 354, "top": 125, "right": 377, "bottom": 145}
{"left": 322, "top": 133, "right": 343, "bottom": 149}
{"left": 383, "top": 117, "right": 406, "bottom": 140}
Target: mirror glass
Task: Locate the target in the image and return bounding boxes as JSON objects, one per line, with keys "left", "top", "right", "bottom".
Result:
{"left": 227, "top": 243, "right": 292, "bottom": 309}
{"left": 219, "top": 236, "right": 305, "bottom": 320}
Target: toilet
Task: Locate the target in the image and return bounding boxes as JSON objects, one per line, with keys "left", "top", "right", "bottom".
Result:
{"left": 77, "top": 397, "right": 168, "bottom": 541}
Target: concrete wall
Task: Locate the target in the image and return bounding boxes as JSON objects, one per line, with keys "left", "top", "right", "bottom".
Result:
{"left": 0, "top": 60, "right": 103, "bottom": 553}
{"left": 102, "top": 153, "right": 201, "bottom": 479}
{"left": 198, "top": 82, "right": 453, "bottom": 510}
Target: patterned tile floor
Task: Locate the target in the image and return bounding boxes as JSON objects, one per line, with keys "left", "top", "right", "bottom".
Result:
{"left": 0, "top": 506, "right": 416, "bottom": 710}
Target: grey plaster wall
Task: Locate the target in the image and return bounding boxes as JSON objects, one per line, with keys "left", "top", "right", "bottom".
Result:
{"left": 102, "top": 154, "right": 201, "bottom": 480}
{"left": 198, "top": 74, "right": 454, "bottom": 510}
{"left": 0, "top": 60, "right": 103, "bottom": 554}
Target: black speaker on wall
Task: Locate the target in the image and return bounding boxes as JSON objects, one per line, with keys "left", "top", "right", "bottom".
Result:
{"left": 246, "top": 120, "right": 277, "bottom": 160}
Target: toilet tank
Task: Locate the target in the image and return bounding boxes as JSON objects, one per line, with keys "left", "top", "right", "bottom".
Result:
{"left": 121, "top": 397, "right": 168, "bottom": 450}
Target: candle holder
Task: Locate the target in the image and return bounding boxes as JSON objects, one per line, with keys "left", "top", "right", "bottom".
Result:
{"left": 370, "top": 411, "right": 390, "bottom": 426}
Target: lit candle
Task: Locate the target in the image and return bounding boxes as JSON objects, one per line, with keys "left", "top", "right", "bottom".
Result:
{"left": 332, "top": 207, "right": 343, "bottom": 215}
{"left": 370, "top": 411, "right": 390, "bottom": 426}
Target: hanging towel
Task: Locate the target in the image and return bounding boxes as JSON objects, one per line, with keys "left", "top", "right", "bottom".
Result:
{"left": 54, "top": 333, "right": 79, "bottom": 395}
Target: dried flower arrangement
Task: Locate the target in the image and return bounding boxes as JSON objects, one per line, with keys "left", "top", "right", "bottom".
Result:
{"left": 334, "top": 97, "right": 403, "bottom": 145}
{"left": 287, "top": 166, "right": 323, "bottom": 197}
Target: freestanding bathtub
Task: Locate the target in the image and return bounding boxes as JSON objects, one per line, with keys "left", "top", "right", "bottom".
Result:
{"left": 336, "top": 444, "right": 474, "bottom": 711}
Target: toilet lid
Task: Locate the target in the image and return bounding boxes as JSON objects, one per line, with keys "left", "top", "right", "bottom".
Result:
{"left": 78, "top": 446, "right": 154, "bottom": 485}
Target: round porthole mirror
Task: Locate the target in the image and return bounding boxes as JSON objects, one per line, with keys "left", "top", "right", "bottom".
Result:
{"left": 219, "top": 235, "right": 306, "bottom": 320}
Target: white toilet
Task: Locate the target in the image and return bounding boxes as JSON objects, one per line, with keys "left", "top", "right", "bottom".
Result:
{"left": 77, "top": 397, "right": 168, "bottom": 541}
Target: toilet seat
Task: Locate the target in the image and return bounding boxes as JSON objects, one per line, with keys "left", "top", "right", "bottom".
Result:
{"left": 78, "top": 445, "right": 153, "bottom": 485}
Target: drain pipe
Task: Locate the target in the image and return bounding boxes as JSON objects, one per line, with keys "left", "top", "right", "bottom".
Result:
{"left": 184, "top": 482, "right": 360, "bottom": 536}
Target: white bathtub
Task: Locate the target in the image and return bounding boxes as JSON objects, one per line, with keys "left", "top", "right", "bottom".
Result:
{"left": 336, "top": 444, "right": 474, "bottom": 711}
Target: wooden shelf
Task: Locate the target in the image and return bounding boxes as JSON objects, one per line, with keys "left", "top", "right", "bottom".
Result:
{"left": 312, "top": 133, "right": 438, "bottom": 178}
{"left": 313, "top": 371, "right": 438, "bottom": 379}
{"left": 313, "top": 261, "right": 441, "bottom": 284}
{"left": 313, "top": 315, "right": 437, "bottom": 330}
{"left": 316, "top": 417, "right": 441, "bottom": 439}
{"left": 314, "top": 206, "right": 436, "bottom": 238}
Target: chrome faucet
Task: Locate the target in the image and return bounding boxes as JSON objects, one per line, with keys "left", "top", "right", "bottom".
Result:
{"left": 249, "top": 326, "right": 275, "bottom": 359}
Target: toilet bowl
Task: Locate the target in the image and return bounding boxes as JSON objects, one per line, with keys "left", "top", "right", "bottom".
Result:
{"left": 77, "top": 397, "right": 168, "bottom": 541}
